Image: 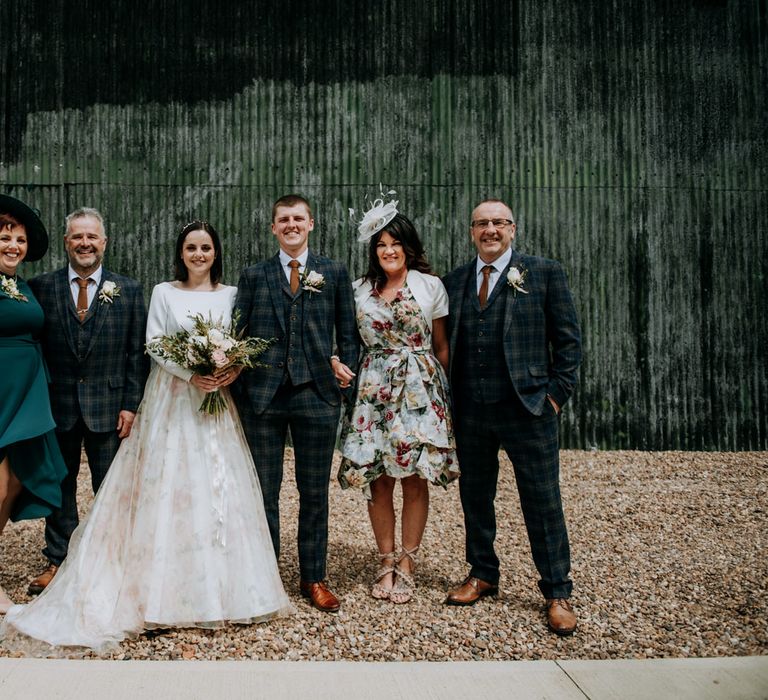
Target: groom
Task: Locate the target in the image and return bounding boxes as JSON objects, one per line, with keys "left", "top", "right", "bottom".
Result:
{"left": 235, "top": 194, "right": 358, "bottom": 612}
{"left": 442, "top": 198, "right": 581, "bottom": 635}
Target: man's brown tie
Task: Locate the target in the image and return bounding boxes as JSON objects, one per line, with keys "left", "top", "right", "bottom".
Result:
{"left": 76, "top": 278, "right": 90, "bottom": 322}
{"left": 288, "top": 259, "right": 301, "bottom": 294}
{"left": 478, "top": 265, "right": 493, "bottom": 309}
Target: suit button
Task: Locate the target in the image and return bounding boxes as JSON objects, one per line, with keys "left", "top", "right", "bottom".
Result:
{"left": 478, "top": 331, "right": 484, "bottom": 336}
{"left": 79, "top": 378, "right": 85, "bottom": 383}
{"left": 277, "top": 362, "right": 284, "bottom": 368}
{"left": 288, "top": 357, "right": 293, "bottom": 363}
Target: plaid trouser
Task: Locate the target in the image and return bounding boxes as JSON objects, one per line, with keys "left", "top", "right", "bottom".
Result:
{"left": 453, "top": 395, "right": 573, "bottom": 599}
{"left": 239, "top": 381, "right": 340, "bottom": 583}
{"left": 42, "top": 415, "right": 122, "bottom": 565}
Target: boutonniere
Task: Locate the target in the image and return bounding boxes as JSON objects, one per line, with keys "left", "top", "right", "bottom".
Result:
{"left": 301, "top": 270, "right": 325, "bottom": 293}
{"left": 506, "top": 266, "right": 529, "bottom": 295}
{"left": 98, "top": 280, "right": 121, "bottom": 304}
{"left": 1, "top": 276, "right": 28, "bottom": 302}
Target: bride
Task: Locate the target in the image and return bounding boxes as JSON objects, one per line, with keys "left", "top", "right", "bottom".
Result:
{"left": 1, "top": 221, "right": 291, "bottom": 654}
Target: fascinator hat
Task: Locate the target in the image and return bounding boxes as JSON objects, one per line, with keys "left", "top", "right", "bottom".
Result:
{"left": 0, "top": 194, "right": 49, "bottom": 262}
{"left": 349, "top": 186, "right": 399, "bottom": 242}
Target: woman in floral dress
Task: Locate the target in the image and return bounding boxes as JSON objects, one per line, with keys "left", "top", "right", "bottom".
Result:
{"left": 339, "top": 209, "right": 458, "bottom": 604}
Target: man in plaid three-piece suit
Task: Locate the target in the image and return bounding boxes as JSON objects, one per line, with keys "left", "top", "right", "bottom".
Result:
{"left": 442, "top": 199, "right": 582, "bottom": 635}
{"left": 27, "top": 207, "right": 148, "bottom": 594}
{"left": 234, "top": 194, "right": 359, "bottom": 613}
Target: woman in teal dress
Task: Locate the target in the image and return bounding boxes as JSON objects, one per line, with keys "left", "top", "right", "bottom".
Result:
{"left": 0, "top": 195, "right": 66, "bottom": 612}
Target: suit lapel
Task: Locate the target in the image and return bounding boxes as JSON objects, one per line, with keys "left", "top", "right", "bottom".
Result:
{"left": 300, "top": 251, "right": 320, "bottom": 334}
{"left": 503, "top": 251, "right": 524, "bottom": 335}
{"left": 266, "top": 254, "right": 287, "bottom": 333}
{"left": 53, "top": 268, "right": 78, "bottom": 356}
{"left": 81, "top": 271, "right": 114, "bottom": 359}
{"left": 447, "top": 261, "right": 474, "bottom": 375}
{"left": 470, "top": 262, "right": 482, "bottom": 312}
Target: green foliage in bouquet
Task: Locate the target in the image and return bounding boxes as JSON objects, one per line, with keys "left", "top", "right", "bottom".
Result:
{"left": 146, "top": 311, "right": 273, "bottom": 415}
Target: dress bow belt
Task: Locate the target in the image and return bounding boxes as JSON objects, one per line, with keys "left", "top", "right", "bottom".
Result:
{"left": 366, "top": 347, "right": 434, "bottom": 410}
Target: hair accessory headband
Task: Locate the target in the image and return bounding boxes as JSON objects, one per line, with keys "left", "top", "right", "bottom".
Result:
{"left": 349, "top": 185, "right": 399, "bottom": 242}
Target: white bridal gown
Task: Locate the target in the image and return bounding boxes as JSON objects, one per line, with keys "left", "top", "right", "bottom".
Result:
{"left": 1, "top": 283, "right": 291, "bottom": 655}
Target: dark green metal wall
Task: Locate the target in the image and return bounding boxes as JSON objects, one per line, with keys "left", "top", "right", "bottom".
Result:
{"left": 2, "top": 1, "right": 766, "bottom": 449}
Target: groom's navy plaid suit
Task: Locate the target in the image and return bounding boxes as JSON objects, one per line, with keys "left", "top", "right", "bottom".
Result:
{"left": 234, "top": 251, "right": 358, "bottom": 582}
{"left": 443, "top": 249, "right": 581, "bottom": 599}
{"left": 28, "top": 267, "right": 148, "bottom": 565}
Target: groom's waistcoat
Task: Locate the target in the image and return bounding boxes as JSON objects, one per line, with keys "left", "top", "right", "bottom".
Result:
{"left": 455, "top": 280, "right": 513, "bottom": 403}
{"left": 282, "top": 290, "right": 312, "bottom": 385}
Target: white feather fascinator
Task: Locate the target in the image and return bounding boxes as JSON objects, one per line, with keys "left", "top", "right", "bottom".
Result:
{"left": 349, "top": 186, "right": 399, "bottom": 242}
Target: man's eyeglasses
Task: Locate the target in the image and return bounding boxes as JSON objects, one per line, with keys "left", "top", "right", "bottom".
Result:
{"left": 471, "top": 219, "right": 513, "bottom": 229}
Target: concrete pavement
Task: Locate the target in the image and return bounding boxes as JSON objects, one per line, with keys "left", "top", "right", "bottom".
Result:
{"left": 0, "top": 656, "right": 766, "bottom": 699}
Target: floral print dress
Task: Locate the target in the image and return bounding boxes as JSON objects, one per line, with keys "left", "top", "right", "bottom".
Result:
{"left": 338, "top": 283, "right": 458, "bottom": 498}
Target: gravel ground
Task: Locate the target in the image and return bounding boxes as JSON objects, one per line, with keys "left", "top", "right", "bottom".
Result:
{"left": 1, "top": 449, "right": 766, "bottom": 661}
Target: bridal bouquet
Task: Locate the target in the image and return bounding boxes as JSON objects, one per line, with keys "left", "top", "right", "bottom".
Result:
{"left": 146, "top": 312, "right": 272, "bottom": 415}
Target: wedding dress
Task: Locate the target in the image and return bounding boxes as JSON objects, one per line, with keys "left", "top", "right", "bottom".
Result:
{"left": 1, "top": 283, "right": 291, "bottom": 655}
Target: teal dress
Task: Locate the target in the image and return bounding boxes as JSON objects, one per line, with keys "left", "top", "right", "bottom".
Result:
{"left": 0, "top": 274, "right": 66, "bottom": 521}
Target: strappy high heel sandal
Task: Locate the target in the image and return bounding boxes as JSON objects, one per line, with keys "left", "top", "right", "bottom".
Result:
{"left": 391, "top": 546, "right": 419, "bottom": 604}
{"left": 371, "top": 551, "right": 396, "bottom": 600}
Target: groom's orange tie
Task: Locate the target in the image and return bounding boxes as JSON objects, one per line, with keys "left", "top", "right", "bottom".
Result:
{"left": 288, "top": 260, "right": 300, "bottom": 294}
{"left": 478, "top": 265, "right": 493, "bottom": 309}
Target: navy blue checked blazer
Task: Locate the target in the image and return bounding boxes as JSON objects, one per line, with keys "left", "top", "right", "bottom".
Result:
{"left": 28, "top": 267, "right": 149, "bottom": 433}
{"left": 234, "top": 251, "right": 359, "bottom": 414}
{"left": 443, "top": 250, "right": 581, "bottom": 415}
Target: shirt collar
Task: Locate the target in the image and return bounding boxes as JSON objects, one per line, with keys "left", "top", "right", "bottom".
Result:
{"left": 279, "top": 249, "right": 309, "bottom": 268}
{"left": 69, "top": 264, "right": 103, "bottom": 285}
{"left": 475, "top": 247, "right": 513, "bottom": 276}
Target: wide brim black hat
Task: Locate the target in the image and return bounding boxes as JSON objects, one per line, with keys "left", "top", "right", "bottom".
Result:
{"left": 0, "top": 193, "right": 49, "bottom": 262}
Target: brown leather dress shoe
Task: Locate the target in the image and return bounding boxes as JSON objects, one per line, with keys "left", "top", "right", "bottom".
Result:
{"left": 444, "top": 575, "right": 498, "bottom": 606}
{"left": 28, "top": 564, "right": 59, "bottom": 595}
{"left": 300, "top": 580, "right": 340, "bottom": 613}
{"left": 546, "top": 598, "right": 577, "bottom": 636}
